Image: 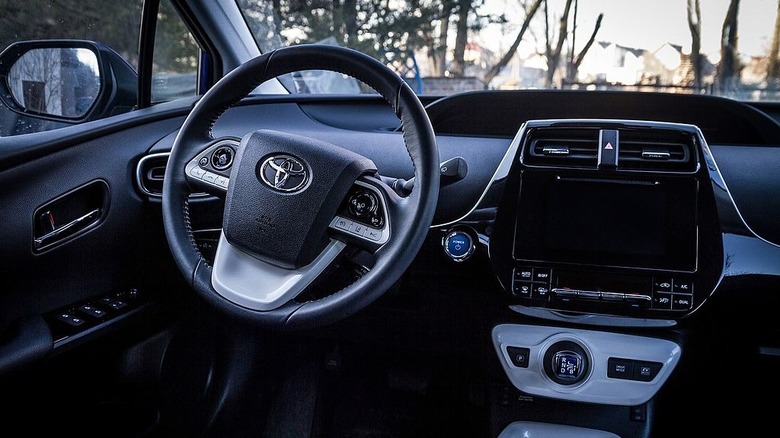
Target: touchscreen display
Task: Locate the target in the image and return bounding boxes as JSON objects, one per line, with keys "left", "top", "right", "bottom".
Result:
{"left": 514, "top": 174, "right": 697, "bottom": 272}
{"left": 545, "top": 182, "right": 665, "bottom": 257}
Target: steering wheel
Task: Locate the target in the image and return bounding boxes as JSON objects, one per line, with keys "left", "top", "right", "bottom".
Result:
{"left": 161, "top": 45, "right": 439, "bottom": 329}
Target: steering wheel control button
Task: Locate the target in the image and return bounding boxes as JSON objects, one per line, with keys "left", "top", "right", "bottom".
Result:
{"left": 334, "top": 217, "right": 351, "bottom": 231}
{"left": 203, "top": 172, "right": 218, "bottom": 184}
{"left": 365, "top": 228, "right": 382, "bottom": 241}
{"left": 544, "top": 341, "right": 589, "bottom": 386}
{"left": 215, "top": 176, "right": 230, "bottom": 188}
{"left": 348, "top": 190, "right": 378, "bottom": 218}
{"left": 211, "top": 146, "right": 234, "bottom": 170}
{"left": 607, "top": 357, "right": 635, "bottom": 380}
{"left": 189, "top": 167, "right": 207, "bottom": 179}
{"left": 198, "top": 156, "right": 209, "bottom": 167}
{"left": 442, "top": 229, "right": 475, "bottom": 262}
{"left": 506, "top": 346, "right": 530, "bottom": 368}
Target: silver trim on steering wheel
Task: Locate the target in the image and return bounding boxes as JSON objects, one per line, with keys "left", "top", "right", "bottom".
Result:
{"left": 211, "top": 232, "right": 346, "bottom": 311}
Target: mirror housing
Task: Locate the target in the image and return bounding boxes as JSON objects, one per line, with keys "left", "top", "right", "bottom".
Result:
{"left": 0, "top": 40, "right": 137, "bottom": 123}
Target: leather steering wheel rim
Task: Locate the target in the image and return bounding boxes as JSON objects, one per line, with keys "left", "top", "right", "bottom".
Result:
{"left": 162, "top": 45, "right": 439, "bottom": 330}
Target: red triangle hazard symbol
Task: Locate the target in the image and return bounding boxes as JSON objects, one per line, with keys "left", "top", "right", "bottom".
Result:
{"left": 604, "top": 142, "right": 614, "bottom": 150}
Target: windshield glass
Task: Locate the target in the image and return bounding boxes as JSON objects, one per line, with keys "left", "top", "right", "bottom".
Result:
{"left": 237, "top": 0, "right": 779, "bottom": 101}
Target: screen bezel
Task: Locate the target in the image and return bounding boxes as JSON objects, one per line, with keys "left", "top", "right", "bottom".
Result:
{"left": 513, "top": 172, "right": 698, "bottom": 273}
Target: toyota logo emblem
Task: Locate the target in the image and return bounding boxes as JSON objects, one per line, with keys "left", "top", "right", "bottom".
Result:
{"left": 259, "top": 155, "right": 309, "bottom": 192}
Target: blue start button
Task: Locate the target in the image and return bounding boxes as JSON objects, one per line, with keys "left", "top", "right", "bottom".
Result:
{"left": 443, "top": 229, "right": 474, "bottom": 261}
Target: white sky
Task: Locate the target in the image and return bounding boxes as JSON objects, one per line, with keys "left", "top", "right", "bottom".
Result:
{"left": 478, "top": 0, "right": 778, "bottom": 62}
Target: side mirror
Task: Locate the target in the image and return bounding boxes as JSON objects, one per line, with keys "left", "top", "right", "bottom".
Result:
{"left": 0, "top": 40, "right": 137, "bottom": 123}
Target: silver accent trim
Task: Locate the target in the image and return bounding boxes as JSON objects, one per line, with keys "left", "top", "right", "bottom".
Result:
{"left": 137, "top": 152, "right": 210, "bottom": 198}
{"left": 211, "top": 232, "right": 346, "bottom": 311}
{"left": 258, "top": 155, "right": 309, "bottom": 192}
{"left": 493, "top": 324, "right": 681, "bottom": 406}
{"left": 508, "top": 305, "right": 677, "bottom": 328}
{"left": 498, "top": 422, "right": 620, "bottom": 438}
{"left": 34, "top": 209, "right": 100, "bottom": 248}
{"left": 442, "top": 229, "right": 476, "bottom": 262}
{"left": 431, "top": 123, "right": 527, "bottom": 228}
{"left": 183, "top": 139, "right": 240, "bottom": 193}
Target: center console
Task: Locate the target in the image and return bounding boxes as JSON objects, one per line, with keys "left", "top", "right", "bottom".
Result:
{"left": 490, "top": 119, "right": 723, "bottom": 322}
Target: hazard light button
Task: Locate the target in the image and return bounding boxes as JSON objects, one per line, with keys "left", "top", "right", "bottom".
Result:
{"left": 598, "top": 129, "right": 619, "bottom": 169}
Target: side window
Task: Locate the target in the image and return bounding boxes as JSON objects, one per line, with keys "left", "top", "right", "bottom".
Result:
{"left": 151, "top": 0, "right": 200, "bottom": 103}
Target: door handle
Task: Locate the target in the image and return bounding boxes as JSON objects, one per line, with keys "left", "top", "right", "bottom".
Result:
{"left": 33, "top": 208, "right": 101, "bottom": 249}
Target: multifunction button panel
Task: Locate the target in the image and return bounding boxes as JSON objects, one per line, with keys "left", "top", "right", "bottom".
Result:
{"left": 185, "top": 139, "right": 238, "bottom": 191}
{"left": 493, "top": 324, "right": 681, "bottom": 406}
{"left": 511, "top": 266, "right": 695, "bottom": 314}
{"left": 329, "top": 180, "right": 389, "bottom": 245}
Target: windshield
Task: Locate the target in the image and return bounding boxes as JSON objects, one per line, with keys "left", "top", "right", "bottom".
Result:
{"left": 237, "top": 0, "right": 779, "bottom": 102}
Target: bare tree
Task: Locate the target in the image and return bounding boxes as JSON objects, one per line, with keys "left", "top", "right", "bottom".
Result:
{"left": 686, "top": 0, "right": 703, "bottom": 89}
{"left": 543, "top": 0, "right": 574, "bottom": 87}
{"left": 566, "top": 12, "right": 603, "bottom": 82}
{"left": 451, "top": 0, "right": 472, "bottom": 76}
{"left": 716, "top": 0, "right": 740, "bottom": 93}
{"left": 483, "top": 0, "right": 544, "bottom": 86}
{"left": 428, "top": 1, "right": 455, "bottom": 77}
{"left": 767, "top": 0, "right": 780, "bottom": 84}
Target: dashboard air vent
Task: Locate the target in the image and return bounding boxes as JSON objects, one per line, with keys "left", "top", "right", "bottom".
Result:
{"left": 136, "top": 153, "right": 169, "bottom": 197}
{"left": 523, "top": 127, "right": 599, "bottom": 168}
{"left": 618, "top": 129, "right": 697, "bottom": 172}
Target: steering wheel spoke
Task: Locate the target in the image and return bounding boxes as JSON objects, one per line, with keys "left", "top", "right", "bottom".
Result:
{"left": 183, "top": 138, "right": 239, "bottom": 196}
{"left": 211, "top": 232, "right": 346, "bottom": 311}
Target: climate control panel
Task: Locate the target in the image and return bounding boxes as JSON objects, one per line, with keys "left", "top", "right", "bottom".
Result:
{"left": 511, "top": 265, "right": 695, "bottom": 315}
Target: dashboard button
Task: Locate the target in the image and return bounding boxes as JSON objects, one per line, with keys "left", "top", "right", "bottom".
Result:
{"left": 532, "top": 284, "right": 550, "bottom": 299}
{"left": 633, "top": 361, "right": 662, "bottom": 382}
{"left": 672, "top": 295, "right": 692, "bottom": 310}
{"left": 672, "top": 279, "right": 693, "bottom": 294}
{"left": 506, "top": 346, "right": 530, "bottom": 368}
{"left": 515, "top": 267, "right": 533, "bottom": 281}
{"left": 533, "top": 268, "right": 551, "bottom": 283}
{"left": 607, "top": 357, "right": 635, "bottom": 380}
{"left": 653, "top": 278, "right": 673, "bottom": 293}
{"left": 78, "top": 304, "right": 106, "bottom": 319}
{"left": 513, "top": 282, "right": 532, "bottom": 298}
{"left": 55, "top": 312, "right": 85, "bottom": 327}
{"left": 653, "top": 293, "right": 672, "bottom": 309}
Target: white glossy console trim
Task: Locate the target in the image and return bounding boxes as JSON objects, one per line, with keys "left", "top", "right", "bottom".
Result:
{"left": 492, "top": 324, "right": 681, "bottom": 406}
{"left": 498, "top": 421, "right": 620, "bottom": 438}
{"left": 211, "top": 232, "right": 346, "bottom": 311}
